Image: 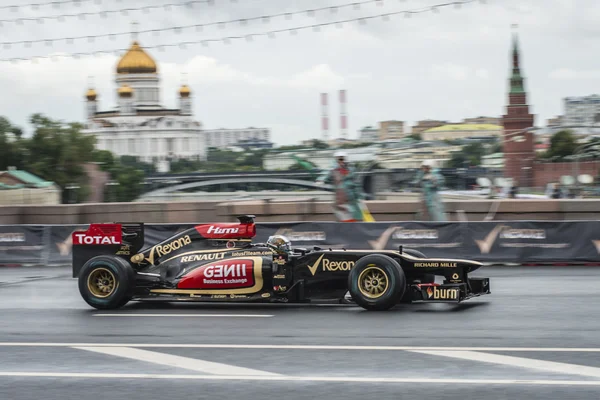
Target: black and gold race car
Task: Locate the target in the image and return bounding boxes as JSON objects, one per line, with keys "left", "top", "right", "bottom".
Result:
{"left": 72, "top": 215, "right": 490, "bottom": 311}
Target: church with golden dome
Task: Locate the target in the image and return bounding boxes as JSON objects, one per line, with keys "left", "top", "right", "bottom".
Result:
{"left": 82, "top": 38, "right": 204, "bottom": 172}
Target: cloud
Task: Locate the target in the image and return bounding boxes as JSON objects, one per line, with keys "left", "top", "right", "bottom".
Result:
{"left": 0, "top": 0, "right": 599, "bottom": 146}
{"left": 549, "top": 68, "right": 600, "bottom": 80}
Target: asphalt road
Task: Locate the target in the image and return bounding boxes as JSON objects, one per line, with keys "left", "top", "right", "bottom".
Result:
{"left": 2, "top": 265, "right": 600, "bottom": 399}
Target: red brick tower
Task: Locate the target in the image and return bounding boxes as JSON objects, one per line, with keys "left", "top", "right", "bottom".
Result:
{"left": 501, "top": 27, "right": 536, "bottom": 187}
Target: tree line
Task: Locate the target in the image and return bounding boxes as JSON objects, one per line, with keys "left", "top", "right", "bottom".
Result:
{"left": 0, "top": 114, "right": 153, "bottom": 203}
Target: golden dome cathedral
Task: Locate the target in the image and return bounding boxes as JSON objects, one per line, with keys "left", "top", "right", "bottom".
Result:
{"left": 116, "top": 40, "right": 157, "bottom": 74}
{"left": 179, "top": 84, "right": 191, "bottom": 98}
{"left": 86, "top": 88, "right": 97, "bottom": 101}
{"left": 117, "top": 85, "right": 133, "bottom": 97}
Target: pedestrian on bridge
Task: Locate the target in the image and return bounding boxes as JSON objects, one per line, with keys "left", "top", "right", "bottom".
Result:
{"left": 316, "top": 151, "right": 367, "bottom": 222}
{"left": 413, "top": 159, "right": 447, "bottom": 221}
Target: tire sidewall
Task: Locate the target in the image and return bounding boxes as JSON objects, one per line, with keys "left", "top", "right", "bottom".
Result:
{"left": 348, "top": 254, "right": 406, "bottom": 311}
{"left": 78, "top": 255, "right": 134, "bottom": 310}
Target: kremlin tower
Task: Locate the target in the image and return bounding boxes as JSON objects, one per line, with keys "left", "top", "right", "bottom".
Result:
{"left": 501, "top": 26, "right": 536, "bottom": 187}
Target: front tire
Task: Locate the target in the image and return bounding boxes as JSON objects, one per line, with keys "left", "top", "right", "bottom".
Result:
{"left": 78, "top": 255, "right": 135, "bottom": 310}
{"left": 348, "top": 254, "right": 406, "bottom": 311}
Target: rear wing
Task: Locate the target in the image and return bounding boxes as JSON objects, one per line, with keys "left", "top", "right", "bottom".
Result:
{"left": 71, "top": 222, "right": 144, "bottom": 277}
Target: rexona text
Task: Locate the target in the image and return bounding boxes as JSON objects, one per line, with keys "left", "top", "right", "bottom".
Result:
{"left": 153, "top": 235, "right": 192, "bottom": 258}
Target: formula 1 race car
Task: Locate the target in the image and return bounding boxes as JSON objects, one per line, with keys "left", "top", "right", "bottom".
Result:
{"left": 72, "top": 216, "right": 490, "bottom": 311}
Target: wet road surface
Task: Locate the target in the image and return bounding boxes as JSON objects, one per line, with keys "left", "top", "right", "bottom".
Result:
{"left": 1, "top": 265, "right": 600, "bottom": 399}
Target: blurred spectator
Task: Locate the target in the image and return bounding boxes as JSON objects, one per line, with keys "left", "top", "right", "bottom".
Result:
{"left": 413, "top": 159, "right": 447, "bottom": 221}
{"left": 316, "top": 151, "right": 364, "bottom": 222}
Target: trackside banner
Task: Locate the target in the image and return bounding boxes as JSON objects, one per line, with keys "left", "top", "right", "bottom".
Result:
{"left": 0, "top": 221, "right": 599, "bottom": 266}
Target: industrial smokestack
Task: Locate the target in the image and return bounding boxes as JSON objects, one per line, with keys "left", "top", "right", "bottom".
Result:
{"left": 339, "top": 89, "right": 347, "bottom": 139}
{"left": 321, "top": 92, "right": 329, "bottom": 141}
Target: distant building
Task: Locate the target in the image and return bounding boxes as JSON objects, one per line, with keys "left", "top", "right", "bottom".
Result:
{"left": 236, "top": 138, "right": 274, "bottom": 150}
{"left": 82, "top": 36, "right": 272, "bottom": 172}
{"left": 82, "top": 38, "right": 205, "bottom": 173}
{"left": 547, "top": 116, "right": 563, "bottom": 127}
{"left": 411, "top": 120, "right": 448, "bottom": 135}
{"left": 422, "top": 124, "right": 502, "bottom": 141}
{"left": 563, "top": 94, "right": 600, "bottom": 126}
{"left": 205, "top": 127, "right": 271, "bottom": 150}
{"left": 462, "top": 116, "right": 501, "bottom": 125}
{"left": 501, "top": 28, "right": 536, "bottom": 186}
{"left": 378, "top": 120, "right": 405, "bottom": 140}
{"left": 263, "top": 146, "right": 379, "bottom": 171}
{"left": 358, "top": 126, "right": 378, "bottom": 142}
{"left": 0, "top": 168, "right": 61, "bottom": 205}
{"left": 376, "top": 141, "right": 462, "bottom": 169}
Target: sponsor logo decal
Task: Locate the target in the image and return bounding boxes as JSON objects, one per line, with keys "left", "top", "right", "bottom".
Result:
{"left": 474, "top": 225, "right": 565, "bottom": 254}
{"left": 132, "top": 235, "right": 191, "bottom": 265}
{"left": 261, "top": 293, "right": 271, "bottom": 298}
{"left": 369, "top": 226, "right": 459, "bottom": 250}
{"left": 0, "top": 233, "right": 25, "bottom": 242}
{"left": 195, "top": 224, "right": 252, "bottom": 239}
{"left": 273, "top": 274, "right": 286, "bottom": 279}
{"left": 427, "top": 286, "right": 459, "bottom": 300}
{"left": 231, "top": 250, "right": 273, "bottom": 257}
{"left": 273, "top": 256, "right": 286, "bottom": 265}
{"left": 115, "top": 244, "right": 131, "bottom": 255}
{"left": 413, "top": 262, "right": 457, "bottom": 268}
{"left": 307, "top": 254, "right": 355, "bottom": 276}
{"left": 178, "top": 259, "right": 255, "bottom": 289}
{"left": 180, "top": 253, "right": 225, "bottom": 263}
{"left": 207, "top": 225, "right": 239, "bottom": 235}
{"left": 275, "top": 228, "right": 326, "bottom": 241}
{"left": 393, "top": 229, "right": 438, "bottom": 240}
{"left": 73, "top": 233, "right": 120, "bottom": 245}
{"left": 72, "top": 224, "right": 122, "bottom": 246}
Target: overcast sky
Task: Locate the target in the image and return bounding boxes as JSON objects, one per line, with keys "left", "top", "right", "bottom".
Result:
{"left": 0, "top": 0, "right": 599, "bottom": 145}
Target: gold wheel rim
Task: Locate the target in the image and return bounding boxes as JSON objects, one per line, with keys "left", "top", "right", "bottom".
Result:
{"left": 358, "top": 265, "right": 389, "bottom": 299}
{"left": 87, "top": 267, "right": 117, "bottom": 298}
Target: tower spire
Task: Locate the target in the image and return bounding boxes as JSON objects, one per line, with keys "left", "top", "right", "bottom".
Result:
{"left": 509, "top": 24, "right": 524, "bottom": 94}
{"left": 511, "top": 23, "right": 520, "bottom": 69}
{"left": 131, "top": 21, "right": 139, "bottom": 41}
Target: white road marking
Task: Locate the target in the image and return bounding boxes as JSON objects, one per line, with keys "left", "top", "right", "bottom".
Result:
{"left": 92, "top": 314, "right": 273, "bottom": 318}
{"left": 411, "top": 350, "right": 600, "bottom": 379}
{"left": 74, "top": 346, "right": 279, "bottom": 376}
{"left": 3, "top": 343, "right": 600, "bottom": 352}
{"left": 1, "top": 372, "right": 600, "bottom": 385}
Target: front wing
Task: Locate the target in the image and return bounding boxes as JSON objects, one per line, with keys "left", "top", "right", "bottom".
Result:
{"left": 408, "top": 278, "right": 491, "bottom": 303}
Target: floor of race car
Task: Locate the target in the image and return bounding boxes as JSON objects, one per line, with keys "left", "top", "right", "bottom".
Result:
{"left": 2, "top": 265, "right": 600, "bottom": 399}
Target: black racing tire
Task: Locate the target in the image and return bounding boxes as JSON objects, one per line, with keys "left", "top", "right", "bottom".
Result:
{"left": 78, "top": 255, "right": 135, "bottom": 310}
{"left": 348, "top": 254, "right": 406, "bottom": 311}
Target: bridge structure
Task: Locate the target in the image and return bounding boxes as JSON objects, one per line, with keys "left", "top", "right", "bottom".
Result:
{"left": 139, "top": 167, "right": 498, "bottom": 201}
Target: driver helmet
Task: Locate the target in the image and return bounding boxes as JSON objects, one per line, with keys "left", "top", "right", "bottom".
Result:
{"left": 267, "top": 235, "right": 292, "bottom": 254}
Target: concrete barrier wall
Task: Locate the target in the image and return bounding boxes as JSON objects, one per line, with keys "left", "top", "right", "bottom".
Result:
{"left": 2, "top": 198, "right": 600, "bottom": 224}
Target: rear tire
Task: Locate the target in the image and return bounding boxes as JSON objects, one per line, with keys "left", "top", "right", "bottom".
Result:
{"left": 78, "top": 255, "right": 135, "bottom": 310}
{"left": 348, "top": 254, "right": 406, "bottom": 311}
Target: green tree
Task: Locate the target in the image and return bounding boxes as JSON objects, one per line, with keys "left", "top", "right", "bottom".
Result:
{"left": 546, "top": 130, "right": 577, "bottom": 159}
{"left": 24, "top": 113, "right": 96, "bottom": 203}
{"left": 0, "top": 117, "right": 25, "bottom": 170}
{"left": 448, "top": 142, "right": 485, "bottom": 168}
